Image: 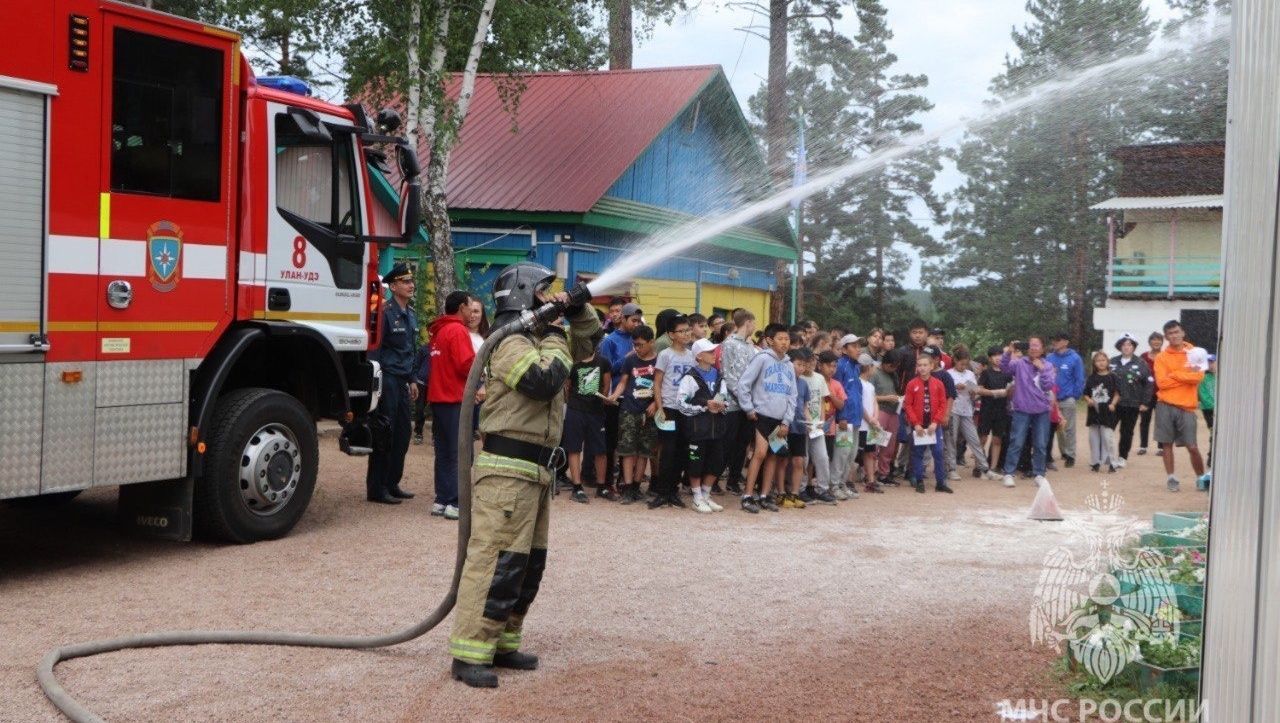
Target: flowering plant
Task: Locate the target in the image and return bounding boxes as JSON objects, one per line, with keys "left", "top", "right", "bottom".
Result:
{"left": 1139, "top": 636, "right": 1201, "bottom": 669}
{"left": 1184, "top": 518, "right": 1209, "bottom": 542}
{"left": 1167, "top": 547, "right": 1207, "bottom": 586}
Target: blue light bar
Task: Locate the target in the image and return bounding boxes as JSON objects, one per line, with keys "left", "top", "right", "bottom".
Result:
{"left": 258, "top": 75, "right": 313, "bottom": 97}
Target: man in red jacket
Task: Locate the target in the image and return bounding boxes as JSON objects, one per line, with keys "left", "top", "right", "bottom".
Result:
{"left": 428, "top": 290, "right": 478, "bottom": 520}
{"left": 904, "top": 354, "right": 952, "bottom": 494}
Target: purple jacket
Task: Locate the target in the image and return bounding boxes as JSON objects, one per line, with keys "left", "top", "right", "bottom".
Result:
{"left": 1001, "top": 353, "right": 1056, "bottom": 415}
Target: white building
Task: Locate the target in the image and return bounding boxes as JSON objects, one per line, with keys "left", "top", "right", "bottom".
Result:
{"left": 1091, "top": 142, "right": 1223, "bottom": 353}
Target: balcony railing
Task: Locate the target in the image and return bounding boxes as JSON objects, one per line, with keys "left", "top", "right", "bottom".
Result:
{"left": 1108, "top": 255, "right": 1221, "bottom": 298}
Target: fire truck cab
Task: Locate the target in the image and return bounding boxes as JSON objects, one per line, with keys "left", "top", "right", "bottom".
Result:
{"left": 0, "top": 2, "right": 419, "bottom": 542}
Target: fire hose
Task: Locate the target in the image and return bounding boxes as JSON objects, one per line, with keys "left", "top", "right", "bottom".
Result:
{"left": 36, "top": 284, "right": 592, "bottom": 723}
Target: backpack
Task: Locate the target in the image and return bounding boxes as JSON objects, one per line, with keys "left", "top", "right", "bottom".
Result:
{"left": 679, "top": 368, "right": 727, "bottom": 441}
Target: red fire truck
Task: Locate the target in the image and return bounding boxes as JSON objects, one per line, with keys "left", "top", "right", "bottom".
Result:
{"left": 0, "top": 2, "right": 420, "bottom": 542}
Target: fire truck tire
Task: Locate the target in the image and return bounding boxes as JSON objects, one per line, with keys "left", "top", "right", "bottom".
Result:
{"left": 196, "top": 388, "right": 318, "bottom": 543}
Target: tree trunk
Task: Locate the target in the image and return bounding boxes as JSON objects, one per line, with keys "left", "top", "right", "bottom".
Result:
{"left": 874, "top": 238, "right": 884, "bottom": 327}
{"left": 872, "top": 179, "right": 886, "bottom": 325}
{"left": 771, "top": 260, "right": 786, "bottom": 323}
{"left": 425, "top": 147, "right": 455, "bottom": 314}
{"left": 280, "top": 32, "right": 291, "bottom": 77}
{"left": 764, "top": 0, "right": 789, "bottom": 185}
{"left": 405, "top": 2, "right": 421, "bottom": 143}
{"left": 424, "top": 0, "right": 498, "bottom": 312}
{"left": 1069, "top": 129, "right": 1089, "bottom": 346}
{"left": 607, "top": 0, "right": 633, "bottom": 70}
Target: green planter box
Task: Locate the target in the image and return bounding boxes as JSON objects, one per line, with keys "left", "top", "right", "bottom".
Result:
{"left": 1152, "top": 512, "right": 1206, "bottom": 533}
{"left": 1174, "top": 582, "right": 1204, "bottom": 599}
{"left": 1134, "top": 660, "right": 1200, "bottom": 692}
{"left": 1178, "top": 590, "right": 1205, "bottom": 617}
{"left": 1140, "top": 532, "right": 1206, "bottom": 551}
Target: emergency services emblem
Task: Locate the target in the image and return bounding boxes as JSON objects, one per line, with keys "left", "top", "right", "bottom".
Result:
{"left": 146, "top": 220, "right": 183, "bottom": 292}
{"left": 1028, "top": 484, "right": 1180, "bottom": 683}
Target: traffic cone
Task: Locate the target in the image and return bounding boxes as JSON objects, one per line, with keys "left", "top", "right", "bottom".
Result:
{"left": 1028, "top": 478, "right": 1064, "bottom": 521}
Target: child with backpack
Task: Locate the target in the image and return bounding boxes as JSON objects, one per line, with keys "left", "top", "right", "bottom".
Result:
{"left": 675, "top": 338, "right": 729, "bottom": 513}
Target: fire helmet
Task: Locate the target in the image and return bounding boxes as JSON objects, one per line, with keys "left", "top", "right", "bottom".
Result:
{"left": 493, "top": 262, "right": 557, "bottom": 316}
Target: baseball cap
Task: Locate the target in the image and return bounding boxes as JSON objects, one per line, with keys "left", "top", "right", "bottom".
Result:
{"left": 929, "top": 328, "right": 945, "bottom": 337}
{"left": 857, "top": 353, "right": 876, "bottom": 367}
{"left": 838, "top": 333, "right": 862, "bottom": 348}
{"left": 620, "top": 302, "right": 643, "bottom": 317}
{"left": 691, "top": 338, "right": 718, "bottom": 356}
{"left": 922, "top": 345, "right": 943, "bottom": 358}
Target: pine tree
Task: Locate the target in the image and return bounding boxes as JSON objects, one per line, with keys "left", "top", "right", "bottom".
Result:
{"left": 1136, "top": 0, "right": 1229, "bottom": 141}
{"left": 221, "top": 0, "right": 354, "bottom": 89}
{"left": 752, "top": 0, "right": 942, "bottom": 329}
{"left": 937, "top": 0, "right": 1156, "bottom": 346}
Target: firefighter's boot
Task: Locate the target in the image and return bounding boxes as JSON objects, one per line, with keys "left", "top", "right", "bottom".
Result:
{"left": 493, "top": 650, "right": 539, "bottom": 670}
{"left": 451, "top": 659, "right": 498, "bottom": 688}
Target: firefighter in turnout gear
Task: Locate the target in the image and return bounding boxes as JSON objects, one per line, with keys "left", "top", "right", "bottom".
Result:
{"left": 366, "top": 263, "right": 420, "bottom": 504}
{"left": 450, "top": 263, "right": 600, "bottom": 688}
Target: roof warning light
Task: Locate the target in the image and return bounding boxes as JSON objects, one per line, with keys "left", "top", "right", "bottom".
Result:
{"left": 258, "top": 76, "right": 313, "bottom": 97}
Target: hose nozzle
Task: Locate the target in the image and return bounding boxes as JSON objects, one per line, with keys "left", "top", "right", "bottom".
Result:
{"left": 519, "top": 282, "right": 593, "bottom": 331}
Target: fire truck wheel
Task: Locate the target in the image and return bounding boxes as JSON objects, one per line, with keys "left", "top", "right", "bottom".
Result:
{"left": 196, "top": 388, "right": 318, "bottom": 543}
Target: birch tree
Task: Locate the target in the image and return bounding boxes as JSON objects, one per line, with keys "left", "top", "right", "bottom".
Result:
{"left": 347, "top": 0, "right": 603, "bottom": 312}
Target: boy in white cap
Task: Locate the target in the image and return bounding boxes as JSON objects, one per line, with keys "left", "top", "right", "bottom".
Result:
{"left": 676, "top": 338, "right": 728, "bottom": 512}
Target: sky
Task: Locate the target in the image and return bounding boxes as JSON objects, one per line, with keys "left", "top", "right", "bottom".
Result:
{"left": 632, "top": 0, "right": 1181, "bottom": 287}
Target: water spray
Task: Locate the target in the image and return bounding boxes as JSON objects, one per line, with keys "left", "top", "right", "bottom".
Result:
{"left": 589, "top": 16, "right": 1229, "bottom": 293}
{"left": 35, "top": 15, "right": 1226, "bottom": 721}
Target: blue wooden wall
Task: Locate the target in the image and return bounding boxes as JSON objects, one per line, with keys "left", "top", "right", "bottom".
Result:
{"left": 452, "top": 222, "right": 777, "bottom": 292}
{"left": 447, "top": 79, "right": 782, "bottom": 304}
{"left": 605, "top": 95, "right": 755, "bottom": 217}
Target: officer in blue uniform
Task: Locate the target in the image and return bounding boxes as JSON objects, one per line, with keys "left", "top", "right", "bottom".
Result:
{"left": 366, "top": 263, "right": 420, "bottom": 504}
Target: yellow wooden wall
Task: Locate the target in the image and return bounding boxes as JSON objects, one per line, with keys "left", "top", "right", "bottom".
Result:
{"left": 624, "top": 279, "right": 769, "bottom": 323}
{"left": 698, "top": 283, "right": 770, "bottom": 322}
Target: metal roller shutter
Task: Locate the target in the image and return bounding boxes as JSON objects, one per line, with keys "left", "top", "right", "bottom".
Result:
{"left": 0, "top": 86, "right": 46, "bottom": 352}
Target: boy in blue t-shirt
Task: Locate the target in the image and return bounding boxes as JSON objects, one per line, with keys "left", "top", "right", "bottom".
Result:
{"left": 605, "top": 325, "right": 657, "bottom": 504}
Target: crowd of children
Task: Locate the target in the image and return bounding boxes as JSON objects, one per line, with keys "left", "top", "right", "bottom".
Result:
{"left": 552, "top": 299, "right": 1219, "bottom": 510}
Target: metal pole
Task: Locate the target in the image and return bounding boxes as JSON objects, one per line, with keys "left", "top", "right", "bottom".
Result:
{"left": 790, "top": 204, "right": 800, "bottom": 324}
{"left": 1105, "top": 215, "right": 1116, "bottom": 297}
{"left": 1201, "top": 2, "right": 1280, "bottom": 719}
{"left": 695, "top": 268, "right": 703, "bottom": 314}
{"left": 1168, "top": 209, "right": 1179, "bottom": 298}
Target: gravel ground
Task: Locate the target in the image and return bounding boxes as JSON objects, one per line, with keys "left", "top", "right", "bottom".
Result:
{"left": 0, "top": 425, "right": 1209, "bottom": 722}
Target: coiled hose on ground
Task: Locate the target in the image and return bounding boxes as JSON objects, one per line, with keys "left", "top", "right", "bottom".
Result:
{"left": 35, "top": 310, "right": 539, "bottom": 723}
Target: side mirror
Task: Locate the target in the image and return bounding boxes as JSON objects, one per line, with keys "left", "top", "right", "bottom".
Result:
{"left": 396, "top": 141, "right": 421, "bottom": 180}
{"left": 376, "top": 108, "right": 402, "bottom": 133}
{"left": 400, "top": 180, "right": 421, "bottom": 244}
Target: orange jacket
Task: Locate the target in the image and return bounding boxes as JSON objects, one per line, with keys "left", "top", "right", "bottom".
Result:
{"left": 1154, "top": 343, "right": 1205, "bottom": 411}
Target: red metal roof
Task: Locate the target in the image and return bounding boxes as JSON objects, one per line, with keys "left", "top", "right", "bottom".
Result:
{"left": 435, "top": 66, "right": 720, "bottom": 213}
